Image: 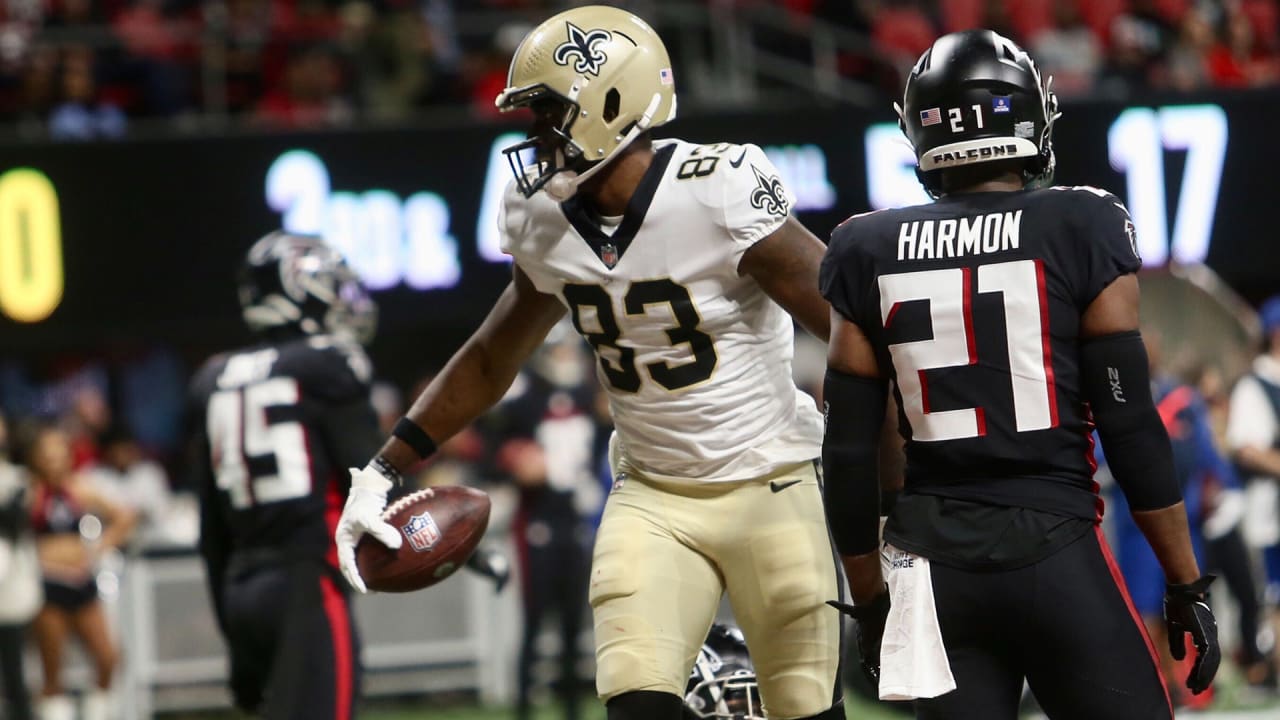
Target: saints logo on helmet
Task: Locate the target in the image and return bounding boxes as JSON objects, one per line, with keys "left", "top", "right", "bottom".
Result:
{"left": 896, "top": 29, "right": 1061, "bottom": 198}
{"left": 495, "top": 5, "right": 678, "bottom": 200}
{"left": 553, "top": 22, "right": 611, "bottom": 76}
{"left": 238, "top": 231, "right": 377, "bottom": 345}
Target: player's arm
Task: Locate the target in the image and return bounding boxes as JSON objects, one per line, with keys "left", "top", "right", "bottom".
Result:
{"left": 739, "top": 216, "right": 832, "bottom": 342}
{"left": 823, "top": 307, "right": 894, "bottom": 686}
{"left": 1081, "top": 274, "right": 1219, "bottom": 693}
{"left": 822, "top": 309, "right": 889, "bottom": 604}
{"left": 376, "top": 263, "right": 566, "bottom": 475}
{"left": 1081, "top": 275, "right": 1199, "bottom": 582}
{"left": 336, "top": 263, "right": 565, "bottom": 591}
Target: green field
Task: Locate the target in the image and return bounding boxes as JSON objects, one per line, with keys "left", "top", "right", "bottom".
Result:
{"left": 350, "top": 693, "right": 908, "bottom": 720}
{"left": 164, "top": 671, "right": 1280, "bottom": 720}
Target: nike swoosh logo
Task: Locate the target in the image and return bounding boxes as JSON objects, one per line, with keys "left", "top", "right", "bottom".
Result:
{"left": 729, "top": 148, "right": 748, "bottom": 168}
{"left": 770, "top": 478, "right": 803, "bottom": 493}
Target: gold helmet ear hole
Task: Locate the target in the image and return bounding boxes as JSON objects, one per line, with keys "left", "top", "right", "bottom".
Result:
{"left": 603, "top": 88, "right": 621, "bottom": 122}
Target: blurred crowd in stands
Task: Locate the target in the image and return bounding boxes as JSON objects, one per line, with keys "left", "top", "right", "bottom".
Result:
{"left": 0, "top": 0, "right": 1276, "bottom": 138}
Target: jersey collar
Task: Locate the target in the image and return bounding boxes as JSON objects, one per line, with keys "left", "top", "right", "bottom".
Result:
{"left": 560, "top": 143, "right": 676, "bottom": 271}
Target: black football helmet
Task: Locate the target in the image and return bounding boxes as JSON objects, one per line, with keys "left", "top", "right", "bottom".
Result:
{"left": 897, "top": 29, "right": 1061, "bottom": 198}
{"left": 238, "top": 231, "right": 377, "bottom": 345}
{"left": 683, "top": 624, "right": 764, "bottom": 720}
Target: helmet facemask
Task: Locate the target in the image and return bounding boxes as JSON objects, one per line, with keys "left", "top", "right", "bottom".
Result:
{"left": 500, "top": 92, "right": 595, "bottom": 199}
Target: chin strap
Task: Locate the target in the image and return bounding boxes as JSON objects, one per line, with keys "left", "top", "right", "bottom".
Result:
{"left": 544, "top": 92, "right": 664, "bottom": 201}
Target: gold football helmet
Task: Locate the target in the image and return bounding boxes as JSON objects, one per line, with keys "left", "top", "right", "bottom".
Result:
{"left": 495, "top": 5, "right": 678, "bottom": 200}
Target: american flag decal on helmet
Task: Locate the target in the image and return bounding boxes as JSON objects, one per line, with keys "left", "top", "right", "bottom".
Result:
{"left": 402, "top": 512, "right": 442, "bottom": 552}
{"left": 920, "top": 107, "right": 942, "bottom": 126}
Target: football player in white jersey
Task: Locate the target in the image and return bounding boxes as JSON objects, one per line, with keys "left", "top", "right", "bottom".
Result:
{"left": 334, "top": 6, "right": 846, "bottom": 719}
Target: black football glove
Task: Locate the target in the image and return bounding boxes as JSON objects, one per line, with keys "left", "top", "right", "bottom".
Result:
{"left": 828, "top": 588, "right": 891, "bottom": 688}
{"left": 1164, "top": 574, "right": 1220, "bottom": 695}
{"left": 465, "top": 546, "right": 511, "bottom": 594}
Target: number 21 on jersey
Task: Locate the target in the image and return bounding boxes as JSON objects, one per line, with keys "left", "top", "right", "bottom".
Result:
{"left": 879, "top": 259, "right": 1058, "bottom": 442}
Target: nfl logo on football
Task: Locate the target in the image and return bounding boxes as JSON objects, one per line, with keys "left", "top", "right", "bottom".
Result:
{"left": 402, "top": 512, "right": 442, "bottom": 552}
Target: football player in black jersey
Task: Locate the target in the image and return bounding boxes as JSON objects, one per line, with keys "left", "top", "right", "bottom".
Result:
{"left": 190, "top": 232, "right": 381, "bottom": 719}
{"left": 819, "top": 30, "right": 1220, "bottom": 719}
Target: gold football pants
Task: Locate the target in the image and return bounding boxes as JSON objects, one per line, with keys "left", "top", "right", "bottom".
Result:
{"left": 590, "top": 461, "right": 842, "bottom": 719}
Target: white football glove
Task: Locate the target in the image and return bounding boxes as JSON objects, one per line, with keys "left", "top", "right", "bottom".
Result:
{"left": 335, "top": 465, "right": 403, "bottom": 593}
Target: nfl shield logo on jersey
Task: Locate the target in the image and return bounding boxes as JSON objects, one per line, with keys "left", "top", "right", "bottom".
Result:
{"left": 600, "top": 243, "right": 619, "bottom": 269}
{"left": 402, "top": 512, "right": 442, "bottom": 552}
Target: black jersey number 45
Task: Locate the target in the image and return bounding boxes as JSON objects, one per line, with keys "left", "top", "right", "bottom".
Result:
{"left": 563, "top": 279, "right": 717, "bottom": 392}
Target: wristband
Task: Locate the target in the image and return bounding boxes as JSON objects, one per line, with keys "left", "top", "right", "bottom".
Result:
{"left": 392, "top": 417, "right": 438, "bottom": 460}
{"left": 370, "top": 456, "right": 403, "bottom": 486}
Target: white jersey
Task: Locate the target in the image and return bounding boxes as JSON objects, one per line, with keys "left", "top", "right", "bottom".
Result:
{"left": 500, "top": 138, "right": 822, "bottom": 482}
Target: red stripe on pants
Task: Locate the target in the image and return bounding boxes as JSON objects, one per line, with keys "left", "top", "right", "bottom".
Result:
{"left": 319, "top": 574, "right": 353, "bottom": 720}
{"left": 1094, "top": 525, "right": 1173, "bottom": 718}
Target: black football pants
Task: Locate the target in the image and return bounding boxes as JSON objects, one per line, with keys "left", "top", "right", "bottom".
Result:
{"left": 222, "top": 561, "right": 360, "bottom": 720}
{"left": 514, "top": 506, "right": 588, "bottom": 720}
{"left": 915, "top": 527, "right": 1172, "bottom": 720}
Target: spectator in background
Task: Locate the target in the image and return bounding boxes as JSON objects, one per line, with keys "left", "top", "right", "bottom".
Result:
{"left": 48, "top": 45, "right": 126, "bottom": 139}
{"left": 1030, "top": 1, "right": 1102, "bottom": 96}
{"left": 111, "top": 0, "right": 195, "bottom": 115}
{"left": 487, "top": 326, "right": 602, "bottom": 720}
{"left": 86, "top": 424, "right": 172, "bottom": 548}
{"left": 14, "top": 44, "right": 59, "bottom": 133}
{"left": 63, "top": 384, "right": 112, "bottom": 471}
{"left": 1099, "top": 0, "right": 1178, "bottom": 96}
{"left": 340, "top": 1, "right": 461, "bottom": 120}
{"left": 1229, "top": 295, "right": 1280, "bottom": 683}
{"left": 26, "top": 424, "right": 136, "bottom": 720}
{"left": 1207, "top": 3, "right": 1280, "bottom": 87}
{"left": 253, "top": 43, "right": 353, "bottom": 127}
{"left": 0, "top": 413, "right": 39, "bottom": 720}
{"left": 218, "top": 0, "right": 282, "bottom": 114}
{"left": 1164, "top": 5, "right": 1215, "bottom": 91}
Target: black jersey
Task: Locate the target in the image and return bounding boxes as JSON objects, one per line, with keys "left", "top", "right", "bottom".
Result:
{"left": 190, "top": 335, "right": 381, "bottom": 575}
{"left": 821, "top": 186, "right": 1141, "bottom": 521}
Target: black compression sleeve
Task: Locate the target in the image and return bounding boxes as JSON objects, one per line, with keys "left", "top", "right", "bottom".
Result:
{"left": 1080, "top": 331, "right": 1182, "bottom": 511}
{"left": 822, "top": 369, "right": 889, "bottom": 555}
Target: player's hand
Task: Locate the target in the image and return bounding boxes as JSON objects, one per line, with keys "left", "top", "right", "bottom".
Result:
{"left": 1164, "top": 574, "right": 1220, "bottom": 695}
{"left": 335, "top": 464, "right": 402, "bottom": 593}
{"left": 828, "top": 588, "right": 891, "bottom": 688}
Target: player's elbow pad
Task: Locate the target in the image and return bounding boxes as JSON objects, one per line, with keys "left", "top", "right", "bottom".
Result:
{"left": 1080, "top": 331, "right": 1181, "bottom": 511}
{"left": 821, "top": 369, "right": 888, "bottom": 556}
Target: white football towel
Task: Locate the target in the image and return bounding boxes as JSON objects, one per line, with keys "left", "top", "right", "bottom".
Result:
{"left": 878, "top": 543, "right": 957, "bottom": 701}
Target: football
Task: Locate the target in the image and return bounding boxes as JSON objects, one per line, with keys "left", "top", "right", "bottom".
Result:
{"left": 355, "top": 485, "right": 491, "bottom": 593}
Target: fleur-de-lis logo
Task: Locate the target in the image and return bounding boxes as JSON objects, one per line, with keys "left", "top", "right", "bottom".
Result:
{"left": 749, "top": 165, "right": 789, "bottom": 217}
{"left": 553, "top": 22, "right": 611, "bottom": 76}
